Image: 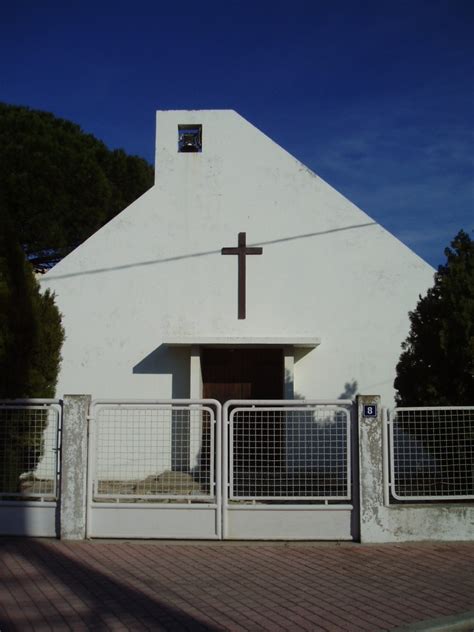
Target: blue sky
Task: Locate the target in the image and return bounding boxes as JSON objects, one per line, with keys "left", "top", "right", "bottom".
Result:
{"left": 1, "top": 0, "right": 472, "bottom": 268}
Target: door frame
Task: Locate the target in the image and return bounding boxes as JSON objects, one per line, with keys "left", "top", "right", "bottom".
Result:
{"left": 190, "top": 344, "right": 296, "bottom": 400}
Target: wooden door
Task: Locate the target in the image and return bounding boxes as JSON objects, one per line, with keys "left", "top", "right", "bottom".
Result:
{"left": 202, "top": 348, "right": 283, "bottom": 403}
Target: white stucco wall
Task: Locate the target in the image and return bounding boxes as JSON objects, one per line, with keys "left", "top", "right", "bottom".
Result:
{"left": 41, "top": 110, "right": 434, "bottom": 405}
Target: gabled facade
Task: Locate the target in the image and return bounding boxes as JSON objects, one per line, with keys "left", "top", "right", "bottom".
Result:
{"left": 42, "top": 110, "right": 434, "bottom": 405}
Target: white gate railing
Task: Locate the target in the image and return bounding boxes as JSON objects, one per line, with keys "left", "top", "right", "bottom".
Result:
{"left": 89, "top": 400, "right": 219, "bottom": 501}
{"left": 0, "top": 399, "right": 61, "bottom": 501}
{"left": 386, "top": 407, "right": 474, "bottom": 502}
{"left": 87, "top": 398, "right": 354, "bottom": 539}
{"left": 87, "top": 399, "right": 222, "bottom": 539}
{"left": 0, "top": 399, "right": 61, "bottom": 537}
{"left": 227, "top": 404, "right": 351, "bottom": 501}
{"left": 222, "top": 400, "right": 354, "bottom": 540}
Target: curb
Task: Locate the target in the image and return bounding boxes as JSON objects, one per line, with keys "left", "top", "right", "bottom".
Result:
{"left": 391, "top": 611, "right": 474, "bottom": 632}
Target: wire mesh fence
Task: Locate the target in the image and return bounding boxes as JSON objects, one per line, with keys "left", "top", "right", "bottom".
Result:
{"left": 389, "top": 407, "right": 474, "bottom": 501}
{"left": 0, "top": 403, "right": 60, "bottom": 500}
{"left": 92, "top": 404, "right": 215, "bottom": 501}
{"left": 229, "top": 406, "right": 351, "bottom": 500}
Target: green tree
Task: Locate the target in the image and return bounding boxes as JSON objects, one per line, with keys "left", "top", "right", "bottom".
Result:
{"left": 0, "top": 102, "right": 154, "bottom": 270}
{"left": 0, "top": 228, "right": 64, "bottom": 494}
{"left": 394, "top": 229, "right": 474, "bottom": 406}
{"left": 0, "top": 228, "right": 64, "bottom": 397}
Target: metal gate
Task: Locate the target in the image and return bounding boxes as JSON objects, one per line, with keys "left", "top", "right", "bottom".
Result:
{"left": 87, "top": 399, "right": 355, "bottom": 540}
{"left": 223, "top": 400, "right": 355, "bottom": 540}
{"left": 87, "top": 400, "right": 221, "bottom": 538}
{"left": 0, "top": 399, "right": 62, "bottom": 536}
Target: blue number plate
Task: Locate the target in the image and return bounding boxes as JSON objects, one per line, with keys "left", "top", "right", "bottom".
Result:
{"left": 364, "top": 404, "right": 377, "bottom": 417}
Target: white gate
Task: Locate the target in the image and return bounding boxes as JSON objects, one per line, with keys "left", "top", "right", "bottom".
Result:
{"left": 223, "top": 400, "right": 355, "bottom": 540}
{"left": 0, "top": 399, "right": 61, "bottom": 536}
{"left": 87, "top": 398, "right": 355, "bottom": 540}
{"left": 87, "top": 400, "right": 222, "bottom": 539}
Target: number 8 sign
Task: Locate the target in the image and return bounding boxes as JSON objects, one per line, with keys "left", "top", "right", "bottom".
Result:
{"left": 363, "top": 404, "right": 377, "bottom": 418}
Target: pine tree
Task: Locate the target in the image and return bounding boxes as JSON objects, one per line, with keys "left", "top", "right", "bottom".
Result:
{"left": 0, "top": 102, "right": 154, "bottom": 270}
{"left": 394, "top": 230, "right": 474, "bottom": 406}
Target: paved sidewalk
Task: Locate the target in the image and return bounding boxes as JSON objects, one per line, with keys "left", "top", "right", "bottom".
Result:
{"left": 0, "top": 539, "right": 473, "bottom": 631}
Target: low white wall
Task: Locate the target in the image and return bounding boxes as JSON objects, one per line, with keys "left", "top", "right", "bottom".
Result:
{"left": 0, "top": 502, "right": 57, "bottom": 537}
{"left": 225, "top": 505, "right": 352, "bottom": 540}
{"left": 358, "top": 395, "right": 474, "bottom": 543}
{"left": 88, "top": 504, "right": 219, "bottom": 539}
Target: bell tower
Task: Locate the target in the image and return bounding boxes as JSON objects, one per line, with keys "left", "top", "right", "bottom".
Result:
{"left": 178, "top": 124, "right": 202, "bottom": 152}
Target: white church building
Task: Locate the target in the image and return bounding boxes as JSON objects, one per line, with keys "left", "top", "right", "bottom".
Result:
{"left": 9, "top": 110, "right": 473, "bottom": 543}
{"left": 42, "top": 110, "right": 434, "bottom": 406}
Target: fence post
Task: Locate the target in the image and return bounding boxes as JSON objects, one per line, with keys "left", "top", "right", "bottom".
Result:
{"left": 357, "top": 394, "right": 383, "bottom": 543}
{"left": 60, "top": 394, "right": 90, "bottom": 540}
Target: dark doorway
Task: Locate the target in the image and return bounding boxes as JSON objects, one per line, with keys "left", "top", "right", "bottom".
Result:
{"left": 202, "top": 347, "right": 284, "bottom": 496}
{"left": 202, "top": 347, "right": 284, "bottom": 404}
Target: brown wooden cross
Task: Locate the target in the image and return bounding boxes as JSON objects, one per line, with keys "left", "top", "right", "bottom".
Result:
{"left": 221, "top": 232, "right": 263, "bottom": 319}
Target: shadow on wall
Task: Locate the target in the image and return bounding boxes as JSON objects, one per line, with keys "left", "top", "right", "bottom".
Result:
{"left": 133, "top": 344, "right": 190, "bottom": 398}
{"left": 284, "top": 369, "right": 358, "bottom": 401}
{"left": 0, "top": 538, "right": 221, "bottom": 631}
{"left": 43, "top": 222, "right": 377, "bottom": 281}
{"left": 339, "top": 380, "right": 358, "bottom": 400}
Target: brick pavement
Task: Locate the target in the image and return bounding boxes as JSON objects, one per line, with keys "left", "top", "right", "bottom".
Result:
{"left": 0, "top": 539, "right": 473, "bottom": 631}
